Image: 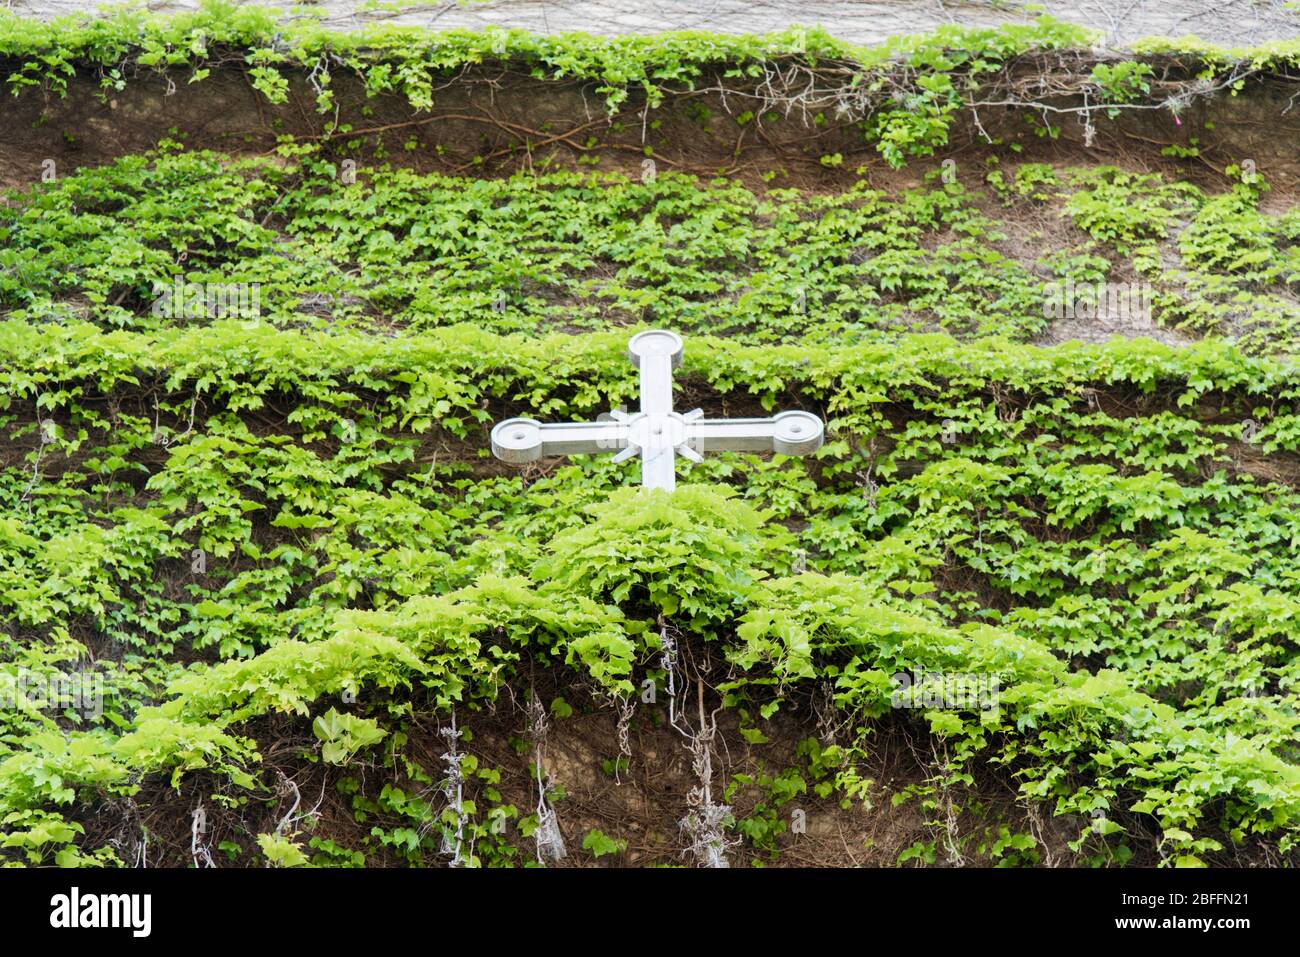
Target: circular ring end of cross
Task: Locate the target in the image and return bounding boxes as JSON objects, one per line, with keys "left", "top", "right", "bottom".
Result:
{"left": 772, "top": 410, "right": 824, "bottom": 456}
{"left": 491, "top": 417, "right": 544, "bottom": 463}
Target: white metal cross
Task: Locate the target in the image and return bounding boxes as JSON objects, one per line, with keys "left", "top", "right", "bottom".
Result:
{"left": 490, "top": 330, "right": 824, "bottom": 491}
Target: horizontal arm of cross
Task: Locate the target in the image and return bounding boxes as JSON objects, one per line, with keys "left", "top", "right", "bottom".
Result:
{"left": 688, "top": 411, "right": 824, "bottom": 456}
{"left": 491, "top": 418, "right": 627, "bottom": 463}
{"left": 491, "top": 409, "right": 823, "bottom": 465}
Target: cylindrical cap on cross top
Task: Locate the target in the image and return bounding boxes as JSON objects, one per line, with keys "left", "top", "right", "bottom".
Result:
{"left": 627, "top": 330, "right": 684, "bottom": 367}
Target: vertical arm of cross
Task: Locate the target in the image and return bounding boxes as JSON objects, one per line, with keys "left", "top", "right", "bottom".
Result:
{"left": 628, "top": 330, "right": 684, "bottom": 491}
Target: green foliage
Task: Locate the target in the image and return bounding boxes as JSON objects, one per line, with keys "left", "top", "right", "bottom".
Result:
{"left": 3, "top": 296, "right": 1299, "bottom": 865}
{"left": 1063, "top": 168, "right": 1200, "bottom": 256}
{"left": 257, "top": 833, "right": 309, "bottom": 867}
{"left": 728, "top": 766, "right": 806, "bottom": 856}
{"left": 0, "top": 152, "right": 1056, "bottom": 343}
{"left": 10, "top": 148, "right": 1298, "bottom": 354}
{"left": 0, "top": 3, "right": 1290, "bottom": 171}
{"left": 536, "top": 485, "right": 786, "bottom": 630}
{"left": 312, "top": 708, "right": 387, "bottom": 765}
{"left": 1, "top": 11, "right": 1300, "bottom": 869}
{"left": 0, "top": 2, "right": 1089, "bottom": 121}
{"left": 581, "top": 827, "right": 627, "bottom": 858}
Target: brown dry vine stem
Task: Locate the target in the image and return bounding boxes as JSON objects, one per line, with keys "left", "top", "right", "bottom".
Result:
{"left": 682, "top": 51, "right": 1287, "bottom": 133}
{"left": 677, "top": 674, "right": 736, "bottom": 868}
{"left": 665, "top": 637, "right": 736, "bottom": 868}
{"left": 297, "top": 103, "right": 697, "bottom": 174}
{"left": 271, "top": 770, "right": 301, "bottom": 838}
{"left": 614, "top": 695, "right": 634, "bottom": 786}
{"left": 526, "top": 689, "right": 566, "bottom": 864}
{"left": 437, "top": 709, "right": 469, "bottom": 867}
{"left": 200, "top": 47, "right": 1300, "bottom": 180}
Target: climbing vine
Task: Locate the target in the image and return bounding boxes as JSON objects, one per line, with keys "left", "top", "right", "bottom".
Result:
{"left": 1, "top": 9, "right": 1299, "bottom": 869}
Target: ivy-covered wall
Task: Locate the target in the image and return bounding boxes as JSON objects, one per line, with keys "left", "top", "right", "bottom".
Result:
{"left": 1, "top": 4, "right": 1298, "bottom": 868}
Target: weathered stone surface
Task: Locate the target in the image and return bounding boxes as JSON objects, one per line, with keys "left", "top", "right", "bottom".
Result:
{"left": 13, "top": 0, "right": 1300, "bottom": 49}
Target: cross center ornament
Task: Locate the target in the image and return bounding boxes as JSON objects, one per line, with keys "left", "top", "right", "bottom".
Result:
{"left": 490, "top": 330, "right": 824, "bottom": 491}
